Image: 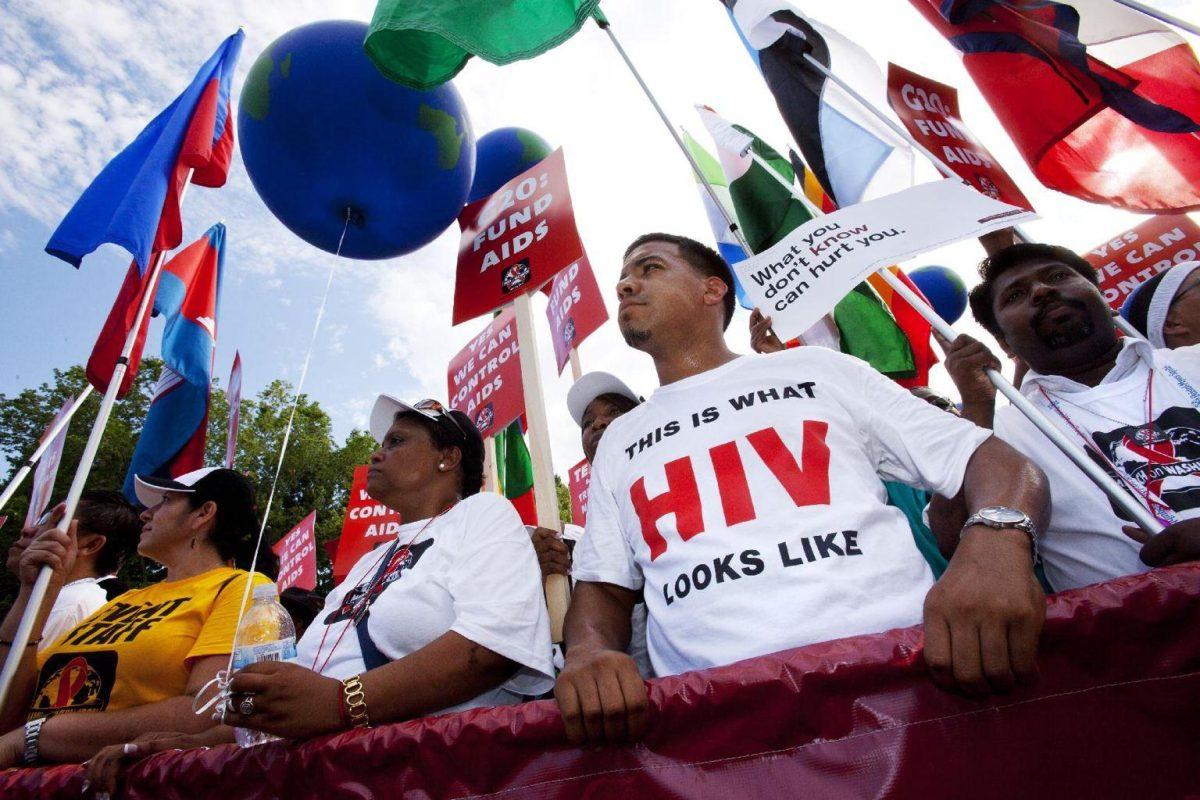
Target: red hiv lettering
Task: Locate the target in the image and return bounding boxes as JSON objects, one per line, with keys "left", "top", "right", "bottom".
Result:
{"left": 746, "top": 422, "right": 831, "bottom": 507}
{"left": 709, "top": 440, "right": 755, "bottom": 526}
{"left": 630, "top": 456, "right": 704, "bottom": 561}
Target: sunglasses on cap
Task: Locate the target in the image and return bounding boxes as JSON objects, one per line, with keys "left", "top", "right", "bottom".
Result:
{"left": 409, "top": 399, "right": 467, "bottom": 439}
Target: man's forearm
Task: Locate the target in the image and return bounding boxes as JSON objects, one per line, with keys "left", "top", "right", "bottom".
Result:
{"left": 563, "top": 582, "right": 636, "bottom": 655}
{"left": 927, "top": 492, "right": 969, "bottom": 558}
{"left": 961, "top": 437, "right": 1050, "bottom": 530}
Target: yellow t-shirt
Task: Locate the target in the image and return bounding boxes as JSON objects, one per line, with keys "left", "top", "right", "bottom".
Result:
{"left": 30, "top": 567, "right": 270, "bottom": 720}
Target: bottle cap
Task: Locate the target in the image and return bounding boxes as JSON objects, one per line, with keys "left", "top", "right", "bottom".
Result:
{"left": 253, "top": 584, "right": 278, "bottom": 600}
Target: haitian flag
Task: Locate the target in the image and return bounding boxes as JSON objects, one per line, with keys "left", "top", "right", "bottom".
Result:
{"left": 46, "top": 31, "right": 242, "bottom": 271}
{"left": 123, "top": 224, "right": 226, "bottom": 502}
{"left": 911, "top": 0, "right": 1200, "bottom": 212}
{"left": 721, "top": 0, "right": 915, "bottom": 206}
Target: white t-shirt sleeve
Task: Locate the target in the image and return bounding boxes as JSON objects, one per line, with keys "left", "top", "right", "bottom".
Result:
{"left": 571, "top": 444, "right": 644, "bottom": 591}
{"left": 827, "top": 351, "right": 991, "bottom": 498}
{"left": 39, "top": 582, "right": 108, "bottom": 652}
{"left": 446, "top": 494, "right": 554, "bottom": 697}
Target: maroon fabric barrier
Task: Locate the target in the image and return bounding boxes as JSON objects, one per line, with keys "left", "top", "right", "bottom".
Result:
{"left": 5, "top": 565, "right": 1200, "bottom": 799}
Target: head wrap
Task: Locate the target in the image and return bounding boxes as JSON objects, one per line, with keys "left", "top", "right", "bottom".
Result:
{"left": 1120, "top": 261, "right": 1200, "bottom": 348}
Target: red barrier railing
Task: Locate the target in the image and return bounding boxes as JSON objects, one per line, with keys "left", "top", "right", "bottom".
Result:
{"left": 5, "top": 564, "right": 1200, "bottom": 799}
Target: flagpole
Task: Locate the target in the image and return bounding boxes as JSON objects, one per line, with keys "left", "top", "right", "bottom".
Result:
{"left": 512, "top": 292, "right": 570, "bottom": 642}
{"left": 483, "top": 437, "right": 500, "bottom": 493}
{"left": 1111, "top": 0, "right": 1200, "bottom": 36}
{"left": 0, "top": 172, "right": 196, "bottom": 707}
{"left": 594, "top": 15, "right": 753, "bottom": 255}
{"left": 0, "top": 386, "right": 94, "bottom": 514}
{"left": 744, "top": 150, "right": 1165, "bottom": 535}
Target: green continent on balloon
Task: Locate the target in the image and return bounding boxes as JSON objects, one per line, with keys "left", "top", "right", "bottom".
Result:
{"left": 242, "top": 50, "right": 275, "bottom": 121}
{"left": 517, "top": 129, "right": 552, "bottom": 165}
{"left": 419, "top": 104, "right": 463, "bottom": 170}
{"left": 280, "top": 52, "right": 292, "bottom": 78}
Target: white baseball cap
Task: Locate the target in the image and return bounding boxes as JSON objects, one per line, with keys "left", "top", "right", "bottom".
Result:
{"left": 132, "top": 467, "right": 220, "bottom": 508}
{"left": 566, "top": 372, "right": 640, "bottom": 427}
{"left": 369, "top": 394, "right": 471, "bottom": 445}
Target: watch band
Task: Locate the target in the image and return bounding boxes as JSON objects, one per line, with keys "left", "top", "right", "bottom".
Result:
{"left": 341, "top": 675, "right": 370, "bottom": 729}
{"left": 22, "top": 717, "right": 46, "bottom": 765}
{"left": 962, "top": 511, "right": 1039, "bottom": 564}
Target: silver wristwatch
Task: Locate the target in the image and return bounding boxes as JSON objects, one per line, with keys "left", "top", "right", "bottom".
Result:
{"left": 961, "top": 506, "right": 1039, "bottom": 562}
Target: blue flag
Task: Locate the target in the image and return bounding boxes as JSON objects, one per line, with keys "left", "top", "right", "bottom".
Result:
{"left": 46, "top": 32, "right": 242, "bottom": 272}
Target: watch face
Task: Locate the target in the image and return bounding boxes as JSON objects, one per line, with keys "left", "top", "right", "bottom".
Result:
{"left": 981, "top": 506, "right": 1026, "bottom": 525}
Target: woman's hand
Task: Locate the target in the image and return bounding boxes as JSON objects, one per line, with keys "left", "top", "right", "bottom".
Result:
{"left": 223, "top": 661, "right": 344, "bottom": 740}
{"left": 18, "top": 506, "right": 78, "bottom": 588}
{"left": 749, "top": 308, "right": 785, "bottom": 354}
{"left": 0, "top": 725, "right": 24, "bottom": 769}
{"left": 84, "top": 731, "right": 210, "bottom": 799}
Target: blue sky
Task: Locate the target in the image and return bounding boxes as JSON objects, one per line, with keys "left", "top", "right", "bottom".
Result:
{"left": 2, "top": 0, "right": 1198, "bottom": 479}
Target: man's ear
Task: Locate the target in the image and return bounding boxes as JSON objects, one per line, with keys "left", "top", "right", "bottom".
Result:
{"left": 76, "top": 532, "right": 107, "bottom": 558}
{"left": 703, "top": 276, "right": 729, "bottom": 309}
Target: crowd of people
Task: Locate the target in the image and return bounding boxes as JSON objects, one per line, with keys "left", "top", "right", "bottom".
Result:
{"left": 2, "top": 231, "right": 1198, "bottom": 795}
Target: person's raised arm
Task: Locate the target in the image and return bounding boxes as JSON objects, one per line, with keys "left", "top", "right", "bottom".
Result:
{"left": 556, "top": 581, "right": 646, "bottom": 747}
{"left": 923, "top": 436, "right": 1050, "bottom": 695}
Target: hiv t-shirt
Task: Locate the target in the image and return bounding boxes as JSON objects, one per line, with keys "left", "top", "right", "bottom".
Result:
{"left": 573, "top": 348, "right": 991, "bottom": 677}
{"left": 295, "top": 492, "right": 554, "bottom": 714}
{"left": 994, "top": 340, "right": 1200, "bottom": 591}
{"left": 31, "top": 567, "right": 269, "bottom": 720}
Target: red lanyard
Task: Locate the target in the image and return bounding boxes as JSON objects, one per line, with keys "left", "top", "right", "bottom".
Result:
{"left": 1038, "top": 369, "right": 1174, "bottom": 525}
{"left": 309, "top": 505, "right": 453, "bottom": 675}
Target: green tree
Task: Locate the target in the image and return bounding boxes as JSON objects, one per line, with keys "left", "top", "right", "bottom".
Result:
{"left": 0, "top": 362, "right": 376, "bottom": 609}
{"left": 555, "top": 473, "right": 573, "bottom": 525}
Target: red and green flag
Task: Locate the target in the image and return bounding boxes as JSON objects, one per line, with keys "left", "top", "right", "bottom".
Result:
{"left": 495, "top": 418, "right": 536, "bottom": 525}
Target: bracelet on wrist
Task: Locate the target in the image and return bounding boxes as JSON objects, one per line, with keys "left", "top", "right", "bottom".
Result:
{"left": 22, "top": 717, "right": 46, "bottom": 765}
{"left": 341, "top": 675, "right": 370, "bottom": 729}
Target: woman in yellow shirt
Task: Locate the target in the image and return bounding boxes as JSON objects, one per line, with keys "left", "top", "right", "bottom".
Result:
{"left": 0, "top": 468, "right": 271, "bottom": 767}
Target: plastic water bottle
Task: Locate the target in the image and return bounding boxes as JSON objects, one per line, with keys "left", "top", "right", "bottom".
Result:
{"left": 231, "top": 584, "right": 296, "bottom": 747}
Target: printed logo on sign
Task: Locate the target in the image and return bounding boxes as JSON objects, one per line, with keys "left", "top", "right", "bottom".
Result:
{"left": 562, "top": 317, "right": 576, "bottom": 348}
{"left": 976, "top": 174, "right": 1000, "bottom": 200}
{"left": 30, "top": 651, "right": 118, "bottom": 718}
{"left": 475, "top": 403, "right": 495, "bottom": 434}
{"left": 502, "top": 259, "right": 531, "bottom": 294}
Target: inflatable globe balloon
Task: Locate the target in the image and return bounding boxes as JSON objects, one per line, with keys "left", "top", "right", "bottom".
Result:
{"left": 467, "top": 128, "right": 553, "bottom": 204}
{"left": 909, "top": 265, "right": 969, "bottom": 325}
{"left": 238, "top": 20, "right": 475, "bottom": 259}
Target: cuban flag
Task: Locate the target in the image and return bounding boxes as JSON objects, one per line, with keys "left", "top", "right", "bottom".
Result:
{"left": 123, "top": 224, "right": 226, "bottom": 503}
{"left": 911, "top": 0, "right": 1200, "bottom": 212}
{"left": 721, "top": 0, "right": 915, "bottom": 206}
{"left": 46, "top": 31, "right": 243, "bottom": 272}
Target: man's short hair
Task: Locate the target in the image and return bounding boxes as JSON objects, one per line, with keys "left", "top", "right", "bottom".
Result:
{"left": 968, "top": 243, "right": 1099, "bottom": 338}
{"left": 624, "top": 233, "right": 736, "bottom": 330}
{"left": 77, "top": 490, "right": 142, "bottom": 576}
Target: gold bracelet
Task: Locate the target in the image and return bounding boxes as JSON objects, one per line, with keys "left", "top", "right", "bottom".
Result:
{"left": 341, "top": 675, "right": 370, "bottom": 729}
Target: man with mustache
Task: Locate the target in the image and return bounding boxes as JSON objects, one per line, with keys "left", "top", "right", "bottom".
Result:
{"left": 932, "top": 243, "right": 1200, "bottom": 591}
{"left": 555, "top": 233, "right": 1052, "bottom": 747}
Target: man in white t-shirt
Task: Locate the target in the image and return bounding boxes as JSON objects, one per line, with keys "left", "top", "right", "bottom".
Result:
{"left": 5, "top": 491, "right": 140, "bottom": 649}
{"left": 934, "top": 243, "right": 1200, "bottom": 591}
{"left": 556, "top": 233, "right": 1051, "bottom": 746}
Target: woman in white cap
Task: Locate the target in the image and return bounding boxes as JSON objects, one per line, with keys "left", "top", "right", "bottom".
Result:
{"left": 1121, "top": 261, "right": 1200, "bottom": 349}
{"left": 0, "top": 468, "right": 272, "bottom": 769}
{"left": 530, "top": 373, "right": 652, "bottom": 677}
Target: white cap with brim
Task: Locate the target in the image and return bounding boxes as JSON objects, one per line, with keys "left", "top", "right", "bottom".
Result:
{"left": 567, "top": 372, "right": 639, "bottom": 427}
{"left": 371, "top": 394, "right": 459, "bottom": 444}
{"left": 133, "top": 467, "right": 220, "bottom": 508}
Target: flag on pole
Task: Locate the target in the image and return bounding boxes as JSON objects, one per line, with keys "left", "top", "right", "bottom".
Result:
{"left": 24, "top": 397, "right": 75, "bottom": 528}
{"left": 681, "top": 131, "right": 753, "bottom": 309}
{"left": 910, "top": 0, "right": 1200, "bottom": 212}
{"left": 721, "top": 0, "right": 915, "bottom": 206}
{"left": 495, "top": 419, "right": 536, "bottom": 525}
{"left": 46, "top": 31, "right": 243, "bottom": 271}
{"left": 123, "top": 224, "right": 226, "bottom": 501}
{"left": 86, "top": 259, "right": 156, "bottom": 398}
{"left": 697, "top": 107, "right": 918, "bottom": 379}
{"left": 225, "top": 351, "right": 242, "bottom": 469}
{"left": 365, "top": 0, "right": 600, "bottom": 89}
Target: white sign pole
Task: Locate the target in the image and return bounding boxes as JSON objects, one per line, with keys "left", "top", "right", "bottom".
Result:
{"left": 568, "top": 348, "right": 583, "bottom": 382}
{"left": 0, "top": 385, "right": 94, "bottom": 514}
{"left": 513, "top": 292, "right": 570, "bottom": 642}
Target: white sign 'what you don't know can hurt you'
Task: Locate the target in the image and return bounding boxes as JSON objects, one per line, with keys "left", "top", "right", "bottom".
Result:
{"left": 733, "top": 178, "right": 1036, "bottom": 342}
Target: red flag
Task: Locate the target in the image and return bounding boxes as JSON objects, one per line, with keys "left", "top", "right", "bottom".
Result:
{"left": 86, "top": 258, "right": 156, "bottom": 398}
{"left": 225, "top": 351, "right": 242, "bottom": 468}
{"left": 912, "top": 0, "right": 1200, "bottom": 212}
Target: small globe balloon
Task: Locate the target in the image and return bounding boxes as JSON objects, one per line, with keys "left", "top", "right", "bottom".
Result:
{"left": 238, "top": 20, "right": 475, "bottom": 259}
{"left": 910, "top": 265, "right": 969, "bottom": 325}
{"left": 467, "top": 128, "right": 553, "bottom": 204}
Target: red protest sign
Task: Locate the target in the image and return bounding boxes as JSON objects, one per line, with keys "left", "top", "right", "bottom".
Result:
{"left": 568, "top": 458, "right": 591, "bottom": 527}
{"left": 545, "top": 257, "right": 610, "bottom": 374}
{"left": 887, "top": 63, "right": 1033, "bottom": 212}
{"left": 272, "top": 511, "right": 317, "bottom": 592}
{"left": 225, "top": 351, "right": 242, "bottom": 469}
{"left": 453, "top": 148, "right": 586, "bottom": 324}
{"left": 447, "top": 307, "right": 525, "bottom": 439}
{"left": 333, "top": 466, "right": 402, "bottom": 583}
{"left": 1082, "top": 215, "right": 1200, "bottom": 311}
{"left": 25, "top": 397, "right": 74, "bottom": 528}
